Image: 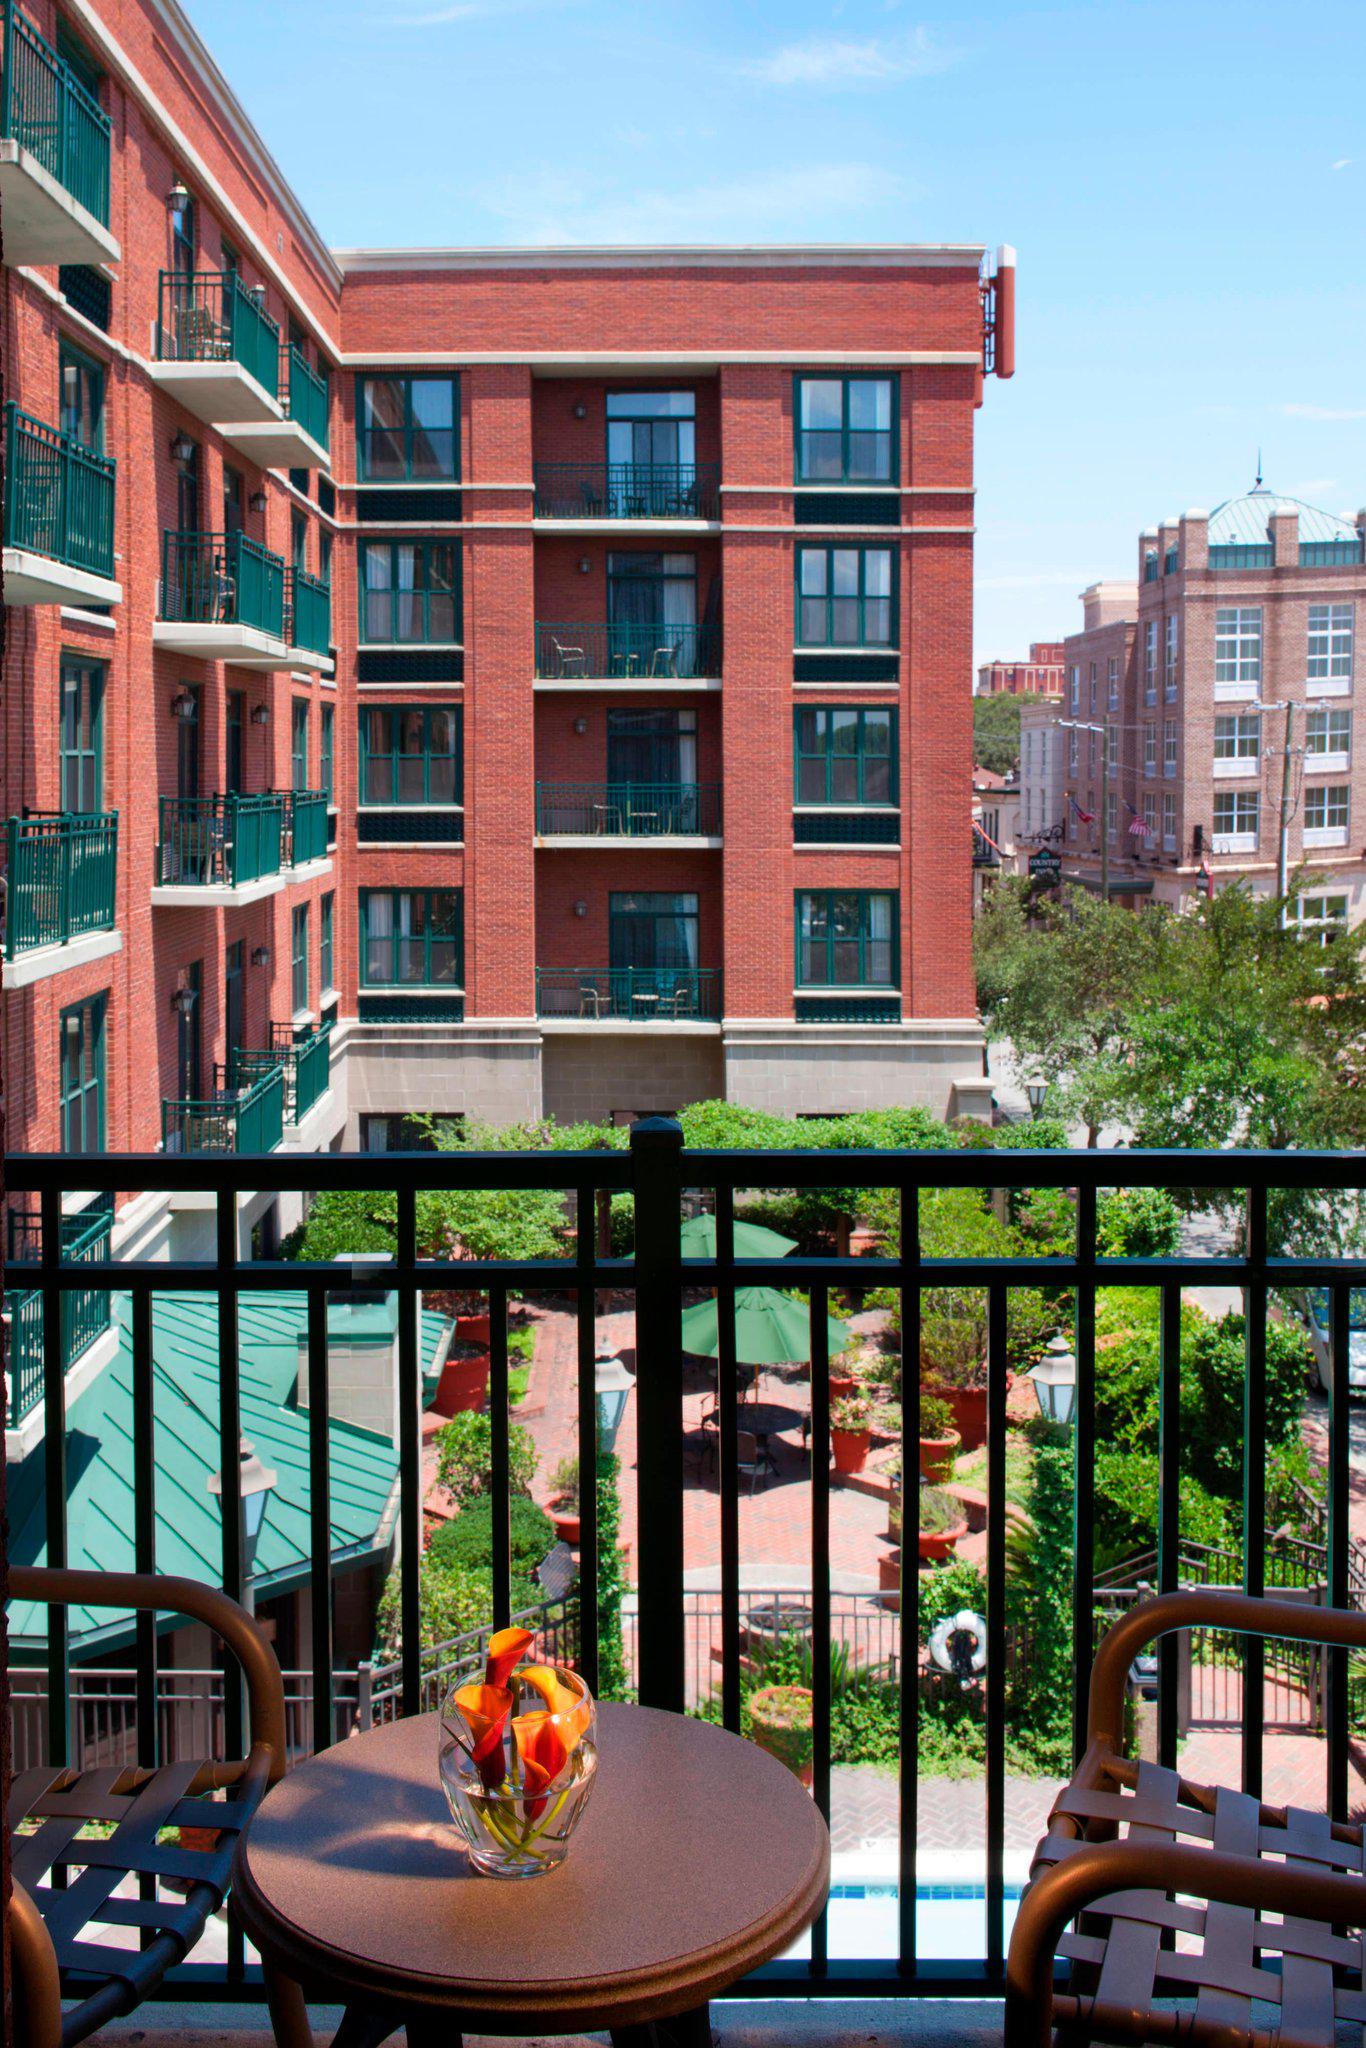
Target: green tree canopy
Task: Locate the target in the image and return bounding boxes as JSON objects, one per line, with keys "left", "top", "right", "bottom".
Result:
{"left": 973, "top": 691, "right": 1030, "bottom": 777}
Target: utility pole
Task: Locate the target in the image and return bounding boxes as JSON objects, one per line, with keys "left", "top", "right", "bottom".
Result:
{"left": 1100, "top": 719, "right": 1111, "bottom": 902}
{"left": 1277, "top": 700, "right": 1296, "bottom": 924}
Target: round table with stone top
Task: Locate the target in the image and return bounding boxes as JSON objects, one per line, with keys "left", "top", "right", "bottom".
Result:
{"left": 232, "top": 1701, "right": 830, "bottom": 2048}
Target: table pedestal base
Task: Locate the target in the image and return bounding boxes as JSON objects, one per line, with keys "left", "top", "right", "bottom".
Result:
{"left": 313, "top": 1997, "right": 713, "bottom": 2048}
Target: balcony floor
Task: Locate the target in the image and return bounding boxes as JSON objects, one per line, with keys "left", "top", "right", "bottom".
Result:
{"left": 106, "top": 1995, "right": 1004, "bottom": 2047}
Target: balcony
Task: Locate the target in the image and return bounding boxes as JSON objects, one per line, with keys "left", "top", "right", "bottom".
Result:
{"left": 148, "top": 271, "right": 285, "bottom": 431}
{"left": 153, "top": 793, "right": 286, "bottom": 906}
{"left": 0, "top": 2, "right": 119, "bottom": 265}
{"left": 3, "top": 811, "right": 118, "bottom": 986}
{"left": 216, "top": 342, "right": 332, "bottom": 472}
{"left": 161, "top": 1064, "right": 285, "bottom": 1155}
{"left": 285, "top": 789, "right": 330, "bottom": 871}
{"left": 536, "top": 780, "right": 721, "bottom": 844}
{"left": 285, "top": 566, "right": 333, "bottom": 673}
{"left": 4, "top": 1204, "right": 112, "bottom": 1439}
{"left": 536, "top": 965, "right": 721, "bottom": 1023}
{"left": 533, "top": 462, "right": 720, "bottom": 525}
{"left": 535, "top": 621, "right": 721, "bottom": 689}
{"left": 153, "top": 530, "right": 289, "bottom": 666}
{"left": 230, "top": 1021, "right": 333, "bottom": 1124}
{"left": 3, "top": 404, "right": 120, "bottom": 607}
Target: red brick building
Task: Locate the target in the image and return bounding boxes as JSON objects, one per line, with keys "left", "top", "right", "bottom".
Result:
{"left": 975, "top": 640, "right": 1064, "bottom": 696}
{"left": 2, "top": 0, "right": 1014, "bottom": 1247}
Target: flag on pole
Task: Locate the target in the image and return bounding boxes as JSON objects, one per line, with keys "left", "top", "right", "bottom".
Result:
{"left": 1125, "top": 801, "right": 1151, "bottom": 839}
{"left": 1197, "top": 861, "right": 1214, "bottom": 900}
{"left": 1069, "top": 795, "right": 1096, "bottom": 825}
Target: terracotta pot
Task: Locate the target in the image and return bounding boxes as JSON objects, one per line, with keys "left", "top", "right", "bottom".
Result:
{"left": 928, "top": 1382, "right": 988, "bottom": 1452}
{"left": 831, "top": 1425, "right": 870, "bottom": 1475}
{"left": 828, "top": 1371, "right": 857, "bottom": 1401}
{"left": 918, "top": 1429, "right": 961, "bottom": 1483}
{"left": 551, "top": 1508, "right": 581, "bottom": 1545}
{"left": 748, "top": 1685, "right": 815, "bottom": 1784}
{"left": 454, "top": 1312, "right": 491, "bottom": 1348}
{"left": 918, "top": 1518, "right": 969, "bottom": 1563}
{"left": 432, "top": 1351, "right": 490, "bottom": 1416}
{"left": 877, "top": 1546, "right": 901, "bottom": 1611}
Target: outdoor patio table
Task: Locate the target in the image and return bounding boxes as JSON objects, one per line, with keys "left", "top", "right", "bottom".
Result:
{"left": 233, "top": 1702, "right": 828, "bottom": 2048}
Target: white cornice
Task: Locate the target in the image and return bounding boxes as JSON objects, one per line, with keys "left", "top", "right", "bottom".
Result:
{"left": 333, "top": 243, "right": 987, "bottom": 274}
{"left": 336, "top": 351, "right": 983, "bottom": 371}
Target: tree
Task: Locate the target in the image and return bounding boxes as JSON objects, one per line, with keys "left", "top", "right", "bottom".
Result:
{"left": 973, "top": 691, "right": 1030, "bottom": 777}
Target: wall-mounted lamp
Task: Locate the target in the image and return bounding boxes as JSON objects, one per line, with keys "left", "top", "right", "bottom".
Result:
{"left": 249, "top": 488, "right": 268, "bottom": 514}
{"left": 572, "top": 716, "right": 588, "bottom": 736}
{"left": 574, "top": 901, "right": 588, "bottom": 919}
{"left": 577, "top": 557, "right": 592, "bottom": 575}
{"left": 171, "top": 690, "right": 198, "bottom": 722}
{"left": 572, "top": 402, "right": 587, "bottom": 420}
{"left": 251, "top": 946, "right": 271, "bottom": 969}
{"left": 249, "top": 704, "right": 270, "bottom": 727}
{"left": 246, "top": 284, "right": 266, "bottom": 308}
{"left": 170, "top": 429, "right": 195, "bottom": 464}
{"left": 169, "top": 984, "right": 198, "bottom": 1017}
{"left": 166, "top": 178, "right": 190, "bottom": 212}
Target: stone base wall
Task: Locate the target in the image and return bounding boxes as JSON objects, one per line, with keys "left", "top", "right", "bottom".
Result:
{"left": 338, "top": 1020, "right": 544, "bottom": 1140}
{"left": 541, "top": 1031, "right": 725, "bottom": 1123}
{"left": 722, "top": 1018, "right": 989, "bottom": 1121}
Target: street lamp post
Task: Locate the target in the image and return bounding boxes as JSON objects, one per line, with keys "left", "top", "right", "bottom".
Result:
{"left": 1026, "top": 1079, "right": 1049, "bottom": 1120}
{"left": 1027, "top": 1333, "right": 1078, "bottom": 1427}
{"left": 593, "top": 1353, "right": 634, "bottom": 1455}
{"left": 208, "top": 1436, "right": 279, "bottom": 1615}
{"left": 1058, "top": 719, "right": 1112, "bottom": 898}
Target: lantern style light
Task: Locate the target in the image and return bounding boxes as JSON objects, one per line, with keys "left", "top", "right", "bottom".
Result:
{"left": 1026, "top": 1079, "right": 1049, "bottom": 1118}
{"left": 594, "top": 1353, "right": 634, "bottom": 1453}
{"left": 169, "top": 983, "right": 197, "bottom": 1017}
{"left": 1028, "top": 1333, "right": 1077, "bottom": 1427}
{"left": 208, "top": 1436, "right": 279, "bottom": 1607}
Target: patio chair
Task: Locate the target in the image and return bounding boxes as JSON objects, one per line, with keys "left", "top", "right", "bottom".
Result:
{"left": 650, "top": 642, "right": 680, "bottom": 678}
{"left": 552, "top": 636, "right": 586, "bottom": 678}
{"left": 736, "top": 1428, "right": 769, "bottom": 1493}
{"left": 9, "top": 1564, "right": 287, "bottom": 2048}
{"left": 1005, "top": 1588, "right": 1366, "bottom": 2048}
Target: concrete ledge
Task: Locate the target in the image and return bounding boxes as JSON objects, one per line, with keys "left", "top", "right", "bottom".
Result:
{"left": 535, "top": 835, "right": 723, "bottom": 851}
{"left": 151, "top": 620, "right": 291, "bottom": 666}
{"left": 151, "top": 877, "right": 285, "bottom": 908}
{"left": 4, "top": 546, "right": 122, "bottom": 608}
{"left": 0, "top": 140, "right": 121, "bottom": 265}
{"left": 146, "top": 357, "right": 281, "bottom": 427}
{"left": 3, "top": 925, "right": 122, "bottom": 989}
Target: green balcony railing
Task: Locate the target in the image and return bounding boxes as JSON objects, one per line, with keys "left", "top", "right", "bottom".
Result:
{"left": 5, "top": 810, "right": 117, "bottom": 958}
{"left": 160, "top": 529, "right": 286, "bottom": 640}
{"left": 535, "top": 781, "right": 721, "bottom": 837}
{"left": 155, "top": 270, "right": 280, "bottom": 398}
{"left": 536, "top": 966, "right": 721, "bottom": 1021}
{"left": 1, "top": 1, "right": 112, "bottom": 224}
{"left": 287, "top": 789, "right": 328, "bottom": 866}
{"left": 282, "top": 343, "right": 329, "bottom": 454}
{"left": 287, "top": 566, "right": 331, "bottom": 655}
{"left": 156, "top": 793, "right": 285, "bottom": 889}
{"left": 535, "top": 621, "right": 720, "bottom": 681}
{"left": 162, "top": 1065, "right": 284, "bottom": 1156}
{"left": 230, "top": 1021, "right": 332, "bottom": 1122}
{"left": 5, "top": 1204, "right": 112, "bottom": 1428}
{"left": 533, "top": 462, "right": 720, "bottom": 522}
{"left": 5, "top": 403, "right": 116, "bottom": 579}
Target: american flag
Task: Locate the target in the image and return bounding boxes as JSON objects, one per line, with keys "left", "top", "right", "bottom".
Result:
{"left": 1125, "top": 801, "right": 1151, "bottom": 839}
{"left": 1069, "top": 795, "right": 1095, "bottom": 825}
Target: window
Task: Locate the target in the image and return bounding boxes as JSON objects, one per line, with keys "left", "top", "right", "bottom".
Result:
{"left": 361, "top": 889, "right": 463, "bottom": 985}
{"left": 224, "top": 942, "right": 244, "bottom": 1076}
{"left": 1215, "top": 606, "right": 1262, "bottom": 691}
{"left": 292, "top": 904, "right": 309, "bottom": 1015}
{"left": 1106, "top": 792, "right": 1117, "bottom": 842}
{"left": 1143, "top": 793, "right": 1157, "bottom": 838}
{"left": 1163, "top": 719, "right": 1179, "bottom": 777}
{"left": 291, "top": 512, "right": 308, "bottom": 574}
{"left": 1163, "top": 792, "right": 1177, "bottom": 851}
{"left": 60, "top": 344, "right": 104, "bottom": 451}
{"left": 606, "top": 391, "right": 695, "bottom": 477}
{"left": 1068, "top": 730, "right": 1079, "bottom": 774}
{"left": 320, "top": 529, "right": 333, "bottom": 585}
{"left": 60, "top": 995, "right": 105, "bottom": 1153}
{"left": 226, "top": 690, "right": 244, "bottom": 794}
{"left": 1294, "top": 894, "right": 1350, "bottom": 945}
{"left": 1213, "top": 713, "right": 1261, "bottom": 764}
{"left": 1304, "top": 784, "right": 1350, "bottom": 842}
{"left": 1069, "top": 666, "right": 1080, "bottom": 712}
{"left": 360, "top": 706, "right": 462, "bottom": 805}
{"left": 1306, "top": 707, "right": 1351, "bottom": 763}
{"left": 59, "top": 655, "right": 103, "bottom": 813}
{"left": 176, "top": 960, "right": 201, "bottom": 1100}
{"left": 169, "top": 186, "right": 195, "bottom": 273}
{"left": 291, "top": 700, "right": 309, "bottom": 791}
{"left": 357, "top": 375, "right": 458, "bottom": 481}
{"left": 794, "top": 376, "right": 895, "bottom": 484}
{"left": 1144, "top": 620, "right": 1158, "bottom": 702}
{"left": 1088, "top": 661, "right": 1097, "bottom": 713}
{"left": 359, "top": 540, "right": 460, "bottom": 643}
{"left": 1213, "top": 789, "right": 1259, "bottom": 846}
{"left": 795, "top": 891, "right": 897, "bottom": 987}
{"left": 607, "top": 551, "right": 697, "bottom": 650}
{"left": 609, "top": 892, "right": 699, "bottom": 971}
{"left": 320, "top": 891, "right": 334, "bottom": 995}
{"left": 1143, "top": 722, "right": 1156, "bottom": 776}
{"left": 1163, "top": 614, "right": 1179, "bottom": 699}
{"left": 1107, "top": 654, "right": 1119, "bottom": 709}
{"left": 360, "top": 1112, "right": 464, "bottom": 1153}
{"left": 795, "top": 546, "right": 895, "bottom": 647}
{"left": 321, "top": 704, "right": 334, "bottom": 801}
{"left": 793, "top": 707, "right": 897, "bottom": 805}
{"left": 1308, "top": 603, "right": 1353, "bottom": 687}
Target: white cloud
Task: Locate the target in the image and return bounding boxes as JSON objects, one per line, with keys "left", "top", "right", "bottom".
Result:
{"left": 1332, "top": 158, "right": 1354, "bottom": 170}
{"left": 1282, "top": 403, "right": 1366, "bottom": 422}
{"left": 746, "top": 26, "right": 957, "bottom": 87}
{"left": 477, "top": 161, "right": 912, "bottom": 244}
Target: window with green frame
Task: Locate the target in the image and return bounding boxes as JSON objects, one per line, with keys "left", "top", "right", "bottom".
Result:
{"left": 795, "top": 891, "right": 898, "bottom": 988}
{"left": 320, "top": 704, "right": 334, "bottom": 801}
{"left": 320, "top": 891, "right": 335, "bottom": 994}
{"left": 292, "top": 903, "right": 309, "bottom": 1014}
{"left": 359, "top": 705, "right": 462, "bottom": 805}
{"left": 291, "top": 699, "right": 309, "bottom": 790}
{"left": 60, "top": 654, "right": 104, "bottom": 813}
{"left": 60, "top": 994, "right": 105, "bottom": 1153}
{"left": 796, "top": 545, "right": 896, "bottom": 647}
{"left": 794, "top": 376, "right": 896, "bottom": 484}
{"left": 360, "top": 889, "right": 463, "bottom": 986}
{"left": 356, "top": 375, "right": 459, "bottom": 481}
{"left": 793, "top": 706, "right": 896, "bottom": 805}
{"left": 60, "top": 343, "right": 105, "bottom": 451}
{"left": 359, "top": 540, "right": 460, "bottom": 644}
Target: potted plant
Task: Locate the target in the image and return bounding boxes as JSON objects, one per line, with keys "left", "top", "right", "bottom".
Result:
{"left": 918, "top": 1483, "right": 970, "bottom": 1563}
{"left": 918, "top": 1392, "right": 961, "bottom": 1483}
{"left": 828, "top": 1338, "right": 858, "bottom": 1403}
{"left": 877, "top": 1542, "right": 902, "bottom": 1610}
{"left": 748, "top": 1684, "right": 814, "bottom": 1786}
{"left": 920, "top": 1290, "right": 989, "bottom": 1451}
{"left": 830, "top": 1393, "right": 872, "bottom": 1475}
{"left": 548, "top": 1455, "right": 580, "bottom": 1546}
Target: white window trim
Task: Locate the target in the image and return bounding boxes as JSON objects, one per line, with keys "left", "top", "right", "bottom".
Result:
{"left": 1304, "top": 826, "right": 1350, "bottom": 849}
{"left": 1211, "top": 757, "right": 1260, "bottom": 779}
{"left": 1308, "top": 675, "right": 1351, "bottom": 698}
{"left": 1212, "top": 832, "right": 1258, "bottom": 855}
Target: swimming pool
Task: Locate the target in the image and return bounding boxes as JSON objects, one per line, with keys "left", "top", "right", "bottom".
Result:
{"left": 784, "top": 1854, "right": 1028, "bottom": 1961}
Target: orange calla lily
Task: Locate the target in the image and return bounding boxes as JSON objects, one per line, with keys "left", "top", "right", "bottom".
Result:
{"left": 519, "top": 1664, "right": 592, "bottom": 1748}
{"left": 451, "top": 1681, "right": 513, "bottom": 1792}
{"left": 512, "top": 1709, "right": 569, "bottom": 1822}
{"left": 484, "top": 1626, "right": 535, "bottom": 1691}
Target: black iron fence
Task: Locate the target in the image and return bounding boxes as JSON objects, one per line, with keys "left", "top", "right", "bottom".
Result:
{"left": 6, "top": 1131, "right": 1366, "bottom": 2003}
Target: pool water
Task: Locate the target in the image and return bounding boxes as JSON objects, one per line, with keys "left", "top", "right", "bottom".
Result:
{"left": 784, "top": 1870, "right": 1025, "bottom": 1961}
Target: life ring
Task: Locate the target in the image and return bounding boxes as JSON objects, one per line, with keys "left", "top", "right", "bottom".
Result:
{"left": 928, "top": 1609, "right": 988, "bottom": 1683}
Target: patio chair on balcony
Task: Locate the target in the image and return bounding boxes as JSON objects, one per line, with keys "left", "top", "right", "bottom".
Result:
{"left": 650, "top": 642, "right": 680, "bottom": 678}
{"left": 173, "top": 302, "right": 230, "bottom": 362}
{"left": 579, "top": 980, "right": 608, "bottom": 1018}
{"left": 552, "top": 636, "right": 586, "bottom": 678}
{"left": 1006, "top": 1588, "right": 1366, "bottom": 2048}
{"left": 8, "top": 1564, "right": 286, "bottom": 2048}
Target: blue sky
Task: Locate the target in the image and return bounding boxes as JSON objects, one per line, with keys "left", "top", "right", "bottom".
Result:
{"left": 186, "top": 0, "right": 1366, "bottom": 666}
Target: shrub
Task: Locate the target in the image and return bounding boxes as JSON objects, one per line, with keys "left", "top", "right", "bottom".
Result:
{"left": 1097, "top": 1186, "right": 1183, "bottom": 1259}
{"left": 920, "top": 1393, "right": 956, "bottom": 1439}
{"left": 427, "top": 1495, "right": 559, "bottom": 1578}
{"left": 748, "top": 1685, "right": 814, "bottom": 1775}
{"left": 831, "top": 1394, "right": 871, "bottom": 1430}
{"left": 918, "top": 1485, "right": 965, "bottom": 1535}
{"left": 435, "top": 1410, "right": 538, "bottom": 1507}
{"left": 549, "top": 1456, "right": 580, "bottom": 1512}
{"left": 918, "top": 1558, "right": 987, "bottom": 1642}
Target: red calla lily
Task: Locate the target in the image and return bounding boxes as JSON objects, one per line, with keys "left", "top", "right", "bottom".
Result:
{"left": 484, "top": 1626, "right": 535, "bottom": 1691}
{"left": 512, "top": 1709, "right": 569, "bottom": 1822}
{"left": 519, "top": 1664, "right": 592, "bottom": 1748}
{"left": 451, "top": 1682, "right": 513, "bottom": 1792}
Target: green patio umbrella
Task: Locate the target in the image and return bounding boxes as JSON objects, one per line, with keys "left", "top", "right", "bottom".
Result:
{"left": 679, "top": 1213, "right": 797, "bottom": 1260}
{"left": 680, "top": 1285, "right": 851, "bottom": 1366}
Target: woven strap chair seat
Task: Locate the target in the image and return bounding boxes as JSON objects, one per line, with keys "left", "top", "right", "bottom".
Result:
{"left": 1032, "top": 1753, "right": 1366, "bottom": 2048}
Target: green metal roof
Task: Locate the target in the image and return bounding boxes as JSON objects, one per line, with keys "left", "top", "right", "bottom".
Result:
{"left": 7, "top": 1293, "right": 452, "bottom": 1658}
{"left": 1208, "top": 487, "right": 1357, "bottom": 547}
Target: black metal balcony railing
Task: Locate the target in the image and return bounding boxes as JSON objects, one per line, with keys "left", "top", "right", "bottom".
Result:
{"left": 4, "top": 1204, "right": 111, "bottom": 1427}
{"left": 0, "top": 1, "right": 112, "bottom": 224}
{"left": 9, "top": 1136, "right": 1366, "bottom": 2006}
{"left": 533, "top": 462, "right": 721, "bottom": 522}
{"left": 6, "top": 403, "right": 116, "bottom": 579}
{"left": 160, "top": 530, "right": 286, "bottom": 641}
{"left": 535, "top": 966, "right": 722, "bottom": 1020}
{"left": 535, "top": 621, "right": 721, "bottom": 680}
{"left": 535, "top": 781, "right": 721, "bottom": 838}
{"left": 160, "top": 1065, "right": 285, "bottom": 1155}
{"left": 4, "top": 810, "right": 118, "bottom": 957}
{"left": 156, "top": 794, "right": 285, "bottom": 889}
{"left": 229, "top": 1021, "right": 332, "bottom": 1122}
